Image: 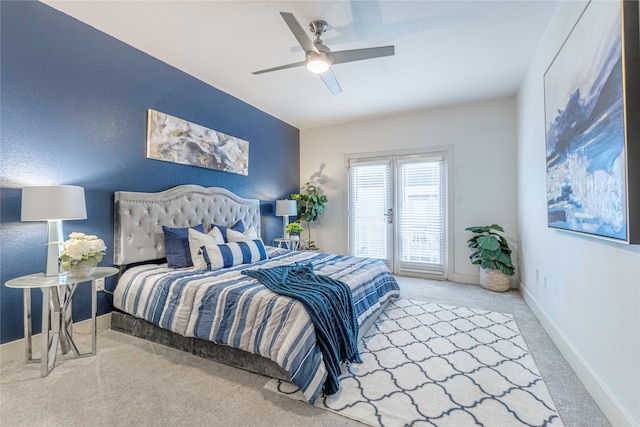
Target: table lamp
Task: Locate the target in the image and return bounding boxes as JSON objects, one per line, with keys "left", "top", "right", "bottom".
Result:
{"left": 276, "top": 200, "right": 297, "bottom": 239}
{"left": 21, "top": 185, "right": 87, "bottom": 276}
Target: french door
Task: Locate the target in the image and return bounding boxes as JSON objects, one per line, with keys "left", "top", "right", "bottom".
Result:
{"left": 348, "top": 151, "right": 449, "bottom": 278}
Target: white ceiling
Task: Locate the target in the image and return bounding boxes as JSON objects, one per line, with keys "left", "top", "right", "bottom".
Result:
{"left": 42, "top": 0, "right": 558, "bottom": 130}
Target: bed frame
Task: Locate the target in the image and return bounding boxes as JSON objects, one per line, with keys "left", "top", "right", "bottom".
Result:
{"left": 111, "top": 184, "right": 389, "bottom": 382}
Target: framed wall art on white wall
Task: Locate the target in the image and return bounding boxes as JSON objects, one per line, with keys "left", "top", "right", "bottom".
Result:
{"left": 543, "top": 0, "right": 639, "bottom": 244}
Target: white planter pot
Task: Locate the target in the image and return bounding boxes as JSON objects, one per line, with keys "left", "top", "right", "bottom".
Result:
{"left": 480, "top": 268, "right": 510, "bottom": 292}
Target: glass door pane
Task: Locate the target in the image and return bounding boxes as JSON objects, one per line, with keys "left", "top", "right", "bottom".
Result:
{"left": 348, "top": 158, "right": 393, "bottom": 267}
{"left": 396, "top": 156, "right": 445, "bottom": 277}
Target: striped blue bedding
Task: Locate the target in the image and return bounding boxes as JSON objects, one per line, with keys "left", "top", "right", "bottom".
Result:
{"left": 113, "top": 247, "right": 400, "bottom": 404}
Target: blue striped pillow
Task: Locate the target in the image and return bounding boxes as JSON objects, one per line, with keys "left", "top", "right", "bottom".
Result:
{"left": 197, "top": 240, "right": 268, "bottom": 270}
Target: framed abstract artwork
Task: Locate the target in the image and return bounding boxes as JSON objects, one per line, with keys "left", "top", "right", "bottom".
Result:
{"left": 544, "top": 0, "right": 639, "bottom": 244}
{"left": 146, "top": 109, "right": 249, "bottom": 176}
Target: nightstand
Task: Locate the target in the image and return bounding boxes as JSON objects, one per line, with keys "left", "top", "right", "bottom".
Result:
{"left": 5, "top": 267, "right": 118, "bottom": 376}
{"left": 273, "top": 238, "right": 307, "bottom": 251}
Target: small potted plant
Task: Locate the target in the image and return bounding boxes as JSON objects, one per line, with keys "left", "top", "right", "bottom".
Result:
{"left": 285, "top": 222, "right": 304, "bottom": 241}
{"left": 465, "top": 224, "right": 515, "bottom": 292}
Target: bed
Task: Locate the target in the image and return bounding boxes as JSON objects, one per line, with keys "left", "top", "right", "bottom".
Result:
{"left": 110, "top": 185, "right": 400, "bottom": 404}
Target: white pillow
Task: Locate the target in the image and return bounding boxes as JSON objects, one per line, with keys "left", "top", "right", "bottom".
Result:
{"left": 188, "top": 228, "right": 224, "bottom": 270}
{"left": 226, "top": 226, "right": 258, "bottom": 242}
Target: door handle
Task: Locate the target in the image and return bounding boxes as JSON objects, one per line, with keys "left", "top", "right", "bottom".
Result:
{"left": 384, "top": 208, "right": 393, "bottom": 224}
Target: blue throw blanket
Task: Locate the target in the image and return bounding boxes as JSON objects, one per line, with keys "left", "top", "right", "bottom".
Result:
{"left": 242, "top": 262, "right": 361, "bottom": 396}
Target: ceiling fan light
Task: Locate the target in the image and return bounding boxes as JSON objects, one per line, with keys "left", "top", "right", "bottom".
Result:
{"left": 306, "top": 56, "right": 331, "bottom": 74}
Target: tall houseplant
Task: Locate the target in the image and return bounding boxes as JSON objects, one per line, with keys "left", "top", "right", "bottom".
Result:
{"left": 291, "top": 182, "right": 327, "bottom": 250}
{"left": 465, "top": 224, "right": 515, "bottom": 292}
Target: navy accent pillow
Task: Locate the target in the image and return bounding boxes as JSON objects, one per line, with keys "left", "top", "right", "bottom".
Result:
{"left": 162, "top": 224, "right": 205, "bottom": 268}
{"left": 211, "top": 220, "right": 245, "bottom": 242}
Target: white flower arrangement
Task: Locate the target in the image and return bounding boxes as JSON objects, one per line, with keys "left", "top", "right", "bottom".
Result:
{"left": 59, "top": 232, "right": 106, "bottom": 272}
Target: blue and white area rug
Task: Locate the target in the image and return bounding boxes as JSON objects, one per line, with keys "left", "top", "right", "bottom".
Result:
{"left": 264, "top": 299, "right": 564, "bottom": 426}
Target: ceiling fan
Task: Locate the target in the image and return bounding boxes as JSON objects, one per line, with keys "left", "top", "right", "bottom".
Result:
{"left": 252, "top": 12, "right": 395, "bottom": 95}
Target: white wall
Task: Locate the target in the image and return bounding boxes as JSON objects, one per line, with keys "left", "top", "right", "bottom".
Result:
{"left": 517, "top": 2, "right": 640, "bottom": 425}
{"left": 300, "top": 97, "right": 518, "bottom": 284}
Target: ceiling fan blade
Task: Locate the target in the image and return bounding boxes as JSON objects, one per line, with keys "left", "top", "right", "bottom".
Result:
{"left": 331, "top": 45, "right": 395, "bottom": 65}
{"left": 280, "top": 12, "right": 317, "bottom": 53}
{"left": 319, "top": 68, "right": 342, "bottom": 95}
{"left": 252, "top": 61, "right": 305, "bottom": 75}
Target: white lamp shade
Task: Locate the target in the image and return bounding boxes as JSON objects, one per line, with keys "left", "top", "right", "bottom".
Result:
{"left": 21, "top": 185, "right": 87, "bottom": 221}
{"left": 276, "top": 200, "right": 297, "bottom": 217}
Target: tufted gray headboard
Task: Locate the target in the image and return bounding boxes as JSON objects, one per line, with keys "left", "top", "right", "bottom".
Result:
{"left": 113, "top": 185, "right": 261, "bottom": 266}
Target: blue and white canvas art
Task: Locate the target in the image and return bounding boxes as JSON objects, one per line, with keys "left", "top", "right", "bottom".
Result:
{"left": 147, "top": 109, "right": 249, "bottom": 176}
{"left": 544, "top": 1, "right": 627, "bottom": 241}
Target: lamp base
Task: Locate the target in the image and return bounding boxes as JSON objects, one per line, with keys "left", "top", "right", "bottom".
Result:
{"left": 282, "top": 216, "right": 289, "bottom": 240}
{"left": 45, "top": 220, "right": 62, "bottom": 276}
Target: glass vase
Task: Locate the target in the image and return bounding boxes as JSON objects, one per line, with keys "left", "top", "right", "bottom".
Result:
{"left": 66, "top": 260, "right": 97, "bottom": 278}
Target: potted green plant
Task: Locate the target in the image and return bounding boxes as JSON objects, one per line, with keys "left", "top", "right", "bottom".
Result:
{"left": 285, "top": 222, "right": 304, "bottom": 241}
{"left": 465, "top": 224, "right": 515, "bottom": 292}
{"left": 291, "top": 182, "right": 327, "bottom": 250}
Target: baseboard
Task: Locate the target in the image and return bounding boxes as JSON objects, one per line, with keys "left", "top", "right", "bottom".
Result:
{"left": 453, "top": 272, "right": 518, "bottom": 289}
{"left": 0, "top": 313, "right": 112, "bottom": 365}
{"left": 450, "top": 272, "right": 479, "bottom": 285}
{"left": 519, "top": 283, "right": 635, "bottom": 427}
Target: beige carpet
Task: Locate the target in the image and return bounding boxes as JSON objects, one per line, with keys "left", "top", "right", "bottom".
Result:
{"left": 265, "top": 299, "right": 563, "bottom": 427}
{"left": 0, "top": 277, "right": 608, "bottom": 426}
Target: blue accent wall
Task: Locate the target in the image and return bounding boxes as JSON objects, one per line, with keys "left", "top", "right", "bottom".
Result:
{"left": 0, "top": 1, "right": 300, "bottom": 344}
